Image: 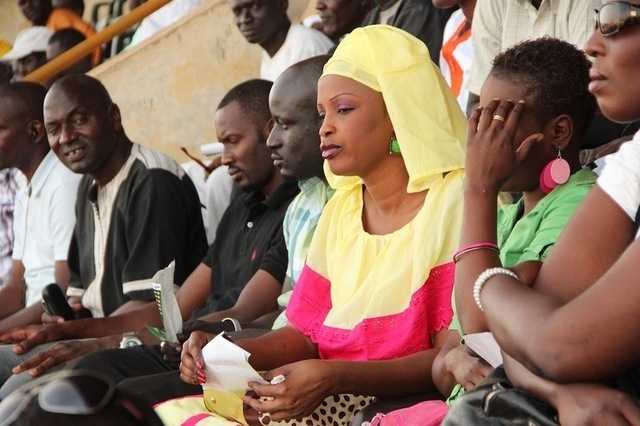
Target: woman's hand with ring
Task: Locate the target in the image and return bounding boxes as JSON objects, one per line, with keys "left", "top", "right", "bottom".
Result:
{"left": 465, "top": 99, "right": 543, "bottom": 195}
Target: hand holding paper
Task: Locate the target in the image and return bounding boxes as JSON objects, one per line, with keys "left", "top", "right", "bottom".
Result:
{"left": 463, "top": 332, "right": 503, "bottom": 368}
{"left": 201, "top": 332, "right": 267, "bottom": 392}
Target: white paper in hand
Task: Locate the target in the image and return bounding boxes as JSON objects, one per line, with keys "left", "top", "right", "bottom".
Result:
{"left": 201, "top": 332, "right": 268, "bottom": 392}
{"left": 151, "top": 260, "right": 182, "bottom": 343}
{"left": 464, "top": 332, "right": 503, "bottom": 368}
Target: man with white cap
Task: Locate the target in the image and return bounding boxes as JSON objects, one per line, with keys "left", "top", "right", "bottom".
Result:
{"left": 0, "top": 27, "right": 53, "bottom": 82}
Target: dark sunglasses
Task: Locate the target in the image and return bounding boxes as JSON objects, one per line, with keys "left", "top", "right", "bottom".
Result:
{"left": 595, "top": 1, "right": 640, "bottom": 36}
{"left": 0, "top": 370, "right": 115, "bottom": 426}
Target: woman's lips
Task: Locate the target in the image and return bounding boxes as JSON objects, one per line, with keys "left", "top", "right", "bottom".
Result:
{"left": 588, "top": 68, "right": 607, "bottom": 93}
{"left": 320, "top": 141, "right": 341, "bottom": 159}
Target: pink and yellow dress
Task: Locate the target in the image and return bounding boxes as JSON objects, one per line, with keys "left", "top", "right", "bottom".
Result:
{"left": 287, "top": 170, "right": 464, "bottom": 362}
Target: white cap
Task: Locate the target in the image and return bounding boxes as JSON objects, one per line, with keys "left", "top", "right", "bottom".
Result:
{"left": 0, "top": 27, "right": 53, "bottom": 62}
{"left": 200, "top": 142, "right": 224, "bottom": 156}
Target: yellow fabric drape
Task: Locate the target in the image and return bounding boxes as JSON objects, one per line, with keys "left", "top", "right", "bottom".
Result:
{"left": 321, "top": 25, "right": 467, "bottom": 193}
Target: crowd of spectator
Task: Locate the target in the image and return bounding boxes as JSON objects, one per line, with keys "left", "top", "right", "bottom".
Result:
{"left": 0, "top": 0, "right": 640, "bottom": 425}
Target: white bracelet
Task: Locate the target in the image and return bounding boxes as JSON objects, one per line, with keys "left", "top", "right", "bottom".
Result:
{"left": 222, "top": 317, "right": 241, "bottom": 332}
{"left": 473, "top": 267, "right": 518, "bottom": 311}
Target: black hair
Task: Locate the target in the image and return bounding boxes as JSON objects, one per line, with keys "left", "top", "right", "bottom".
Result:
{"left": 49, "top": 28, "right": 87, "bottom": 50}
{"left": 217, "top": 79, "right": 273, "bottom": 131}
{"left": 490, "top": 37, "right": 597, "bottom": 140}
{"left": 52, "top": 74, "right": 113, "bottom": 109}
{"left": 0, "top": 81, "right": 47, "bottom": 121}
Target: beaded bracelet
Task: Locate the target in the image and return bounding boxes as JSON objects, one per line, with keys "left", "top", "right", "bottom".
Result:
{"left": 473, "top": 267, "right": 518, "bottom": 311}
{"left": 453, "top": 242, "right": 500, "bottom": 263}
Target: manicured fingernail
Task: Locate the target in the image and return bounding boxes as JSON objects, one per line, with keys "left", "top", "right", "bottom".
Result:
{"left": 537, "top": 135, "right": 544, "bottom": 142}
{"left": 518, "top": 99, "right": 525, "bottom": 104}
{"left": 196, "top": 359, "right": 203, "bottom": 369}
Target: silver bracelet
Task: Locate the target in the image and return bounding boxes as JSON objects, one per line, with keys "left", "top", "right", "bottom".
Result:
{"left": 222, "top": 317, "right": 241, "bottom": 332}
{"left": 473, "top": 267, "right": 518, "bottom": 311}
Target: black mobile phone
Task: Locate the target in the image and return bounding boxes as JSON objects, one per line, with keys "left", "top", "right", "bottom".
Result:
{"left": 41, "top": 283, "right": 75, "bottom": 321}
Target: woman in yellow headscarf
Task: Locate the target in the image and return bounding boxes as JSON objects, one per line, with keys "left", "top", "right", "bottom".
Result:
{"left": 156, "top": 25, "right": 467, "bottom": 426}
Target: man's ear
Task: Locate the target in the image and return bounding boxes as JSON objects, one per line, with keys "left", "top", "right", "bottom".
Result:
{"left": 28, "top": 120, "right": 45, "bottom": 143}
{"left": 550, "top": 114, "right": 573, "bottom": 150}
{"left": 108, "top": 103, "right": 123, "bottom": 132}
{"left": 276, "top": 0, "right": 288, "bottom": 13}
{"left": 263, "top": 117, "right": 275, "bottom": 140}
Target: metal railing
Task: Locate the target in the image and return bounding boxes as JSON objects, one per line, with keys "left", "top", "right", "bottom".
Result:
{"left": 23, "top": 0, "right": 173, "bottom": 83}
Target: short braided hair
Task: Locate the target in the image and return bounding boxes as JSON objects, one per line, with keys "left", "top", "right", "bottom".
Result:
{"left": 490, "top": 37, "right": 597, "bottom": 141}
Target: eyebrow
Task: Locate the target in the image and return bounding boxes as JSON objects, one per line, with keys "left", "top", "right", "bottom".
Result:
{"left": 45, "top": 105, "right": 81, "bottom": 125}
{"left": 329, "top": 92, "right": 359, "bottom": 101}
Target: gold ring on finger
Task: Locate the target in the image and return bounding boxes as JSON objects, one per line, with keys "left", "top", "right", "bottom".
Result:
{"left": 492, "top": 114, "right": 505, "bottom": 122}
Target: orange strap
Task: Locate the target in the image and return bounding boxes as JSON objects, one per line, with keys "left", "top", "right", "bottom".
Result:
{"left": 441, "top": 19, "right": 471, "bottom": 97}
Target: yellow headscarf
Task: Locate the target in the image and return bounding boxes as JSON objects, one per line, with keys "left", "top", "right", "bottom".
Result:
{"left": 321, "top": 25, "right": 467, "bottom": 193}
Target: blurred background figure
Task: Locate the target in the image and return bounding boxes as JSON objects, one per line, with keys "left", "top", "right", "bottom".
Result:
{"left": 315, "top": 0, "right": 373, "bottom": 41}
{"left": 45, "top": 28, "right": 93, "bottom": 85}
{"left": 0, "top": 26, "right": 52, "bottom": 82}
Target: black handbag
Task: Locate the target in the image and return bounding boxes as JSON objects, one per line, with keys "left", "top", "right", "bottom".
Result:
{"left": 442, "top": 366, "right": 559, "bottom": 426}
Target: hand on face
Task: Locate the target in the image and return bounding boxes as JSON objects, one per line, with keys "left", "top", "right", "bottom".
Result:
{"left": 465, "top": 99, "right": 543, "bottom": 195}
{"left": 243, "top": 359, "right": 332, "bottom": 421}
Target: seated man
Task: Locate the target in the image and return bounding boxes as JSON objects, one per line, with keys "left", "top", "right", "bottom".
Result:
{"left": 0, "top": 82, "right": 81, "bottom": 334}
{"left": 361, "top": 0, "right": 454, "bottom": 64}
{"left": 69, "top": 57, "right": 333, "bottom": 405}
{"left": 0, "top": 74, "right": 207, "bottom": 397}
{"left": 230, "top": 0, "right": 334, "bottom": 81}
{"left": 18, "top": 0, "right": 100, "bottom": 65}
{"left": 0, "top": 27, "right": 53, "bottom": 82}
{"left": 315, "top": 0, "right": 372, "bottom": 41}
{"left": 46, "top": 28, "right": 92, "bottom": 84}
{"left": 0, "top": 78, "right": 294, "bottom": 398}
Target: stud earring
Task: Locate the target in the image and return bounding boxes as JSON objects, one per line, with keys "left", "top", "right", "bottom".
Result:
{"left": 388, "top": 135, "right": 401, "bottom": 155}
{"left": 540, "top": 148, "right": 570, "bottom": 194}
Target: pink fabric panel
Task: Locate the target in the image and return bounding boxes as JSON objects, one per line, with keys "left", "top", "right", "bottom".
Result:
{"left": 287, "top": 263, "right": 455, "bottom": 361}
{"left": 181, "top": 413, "right": 216, "bottom": 426}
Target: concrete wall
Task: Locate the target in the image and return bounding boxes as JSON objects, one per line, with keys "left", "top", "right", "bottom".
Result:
{"left": 0, "top": 0, "right": 29, "bottom": 43}
{"left": 89, "top": 0, "right": 263, "bottom": 160}
{"left": 3, "top": 0, "right": 314, "bottom": 161}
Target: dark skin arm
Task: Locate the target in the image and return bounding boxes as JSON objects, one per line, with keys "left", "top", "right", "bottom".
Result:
{"left": 483, "top": 220, "right": 640, "bottom": 381}
{"left": 0, "top": 299, "right": 159, "bottom": 351}
{"left": 160, "top": 269, "right": 283, "bottom": 366}
{"left": 11, "top": 335, "right": 121, "bottom": 377}
{"left": 503, "top": 353, "right": 640, "bottom": 426}
{"left": 0, "top": 261, "right": 71, "bottom": 333}
{"left": 0, "top": 261, "right": 26, "bottom": 321}
{"left": 455, "top": 99, "right": 543, "bottom": 333}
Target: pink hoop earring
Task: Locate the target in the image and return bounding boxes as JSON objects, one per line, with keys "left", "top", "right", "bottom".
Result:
{"left": 540, "top": 149, "right": 570, "bottom": 194}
